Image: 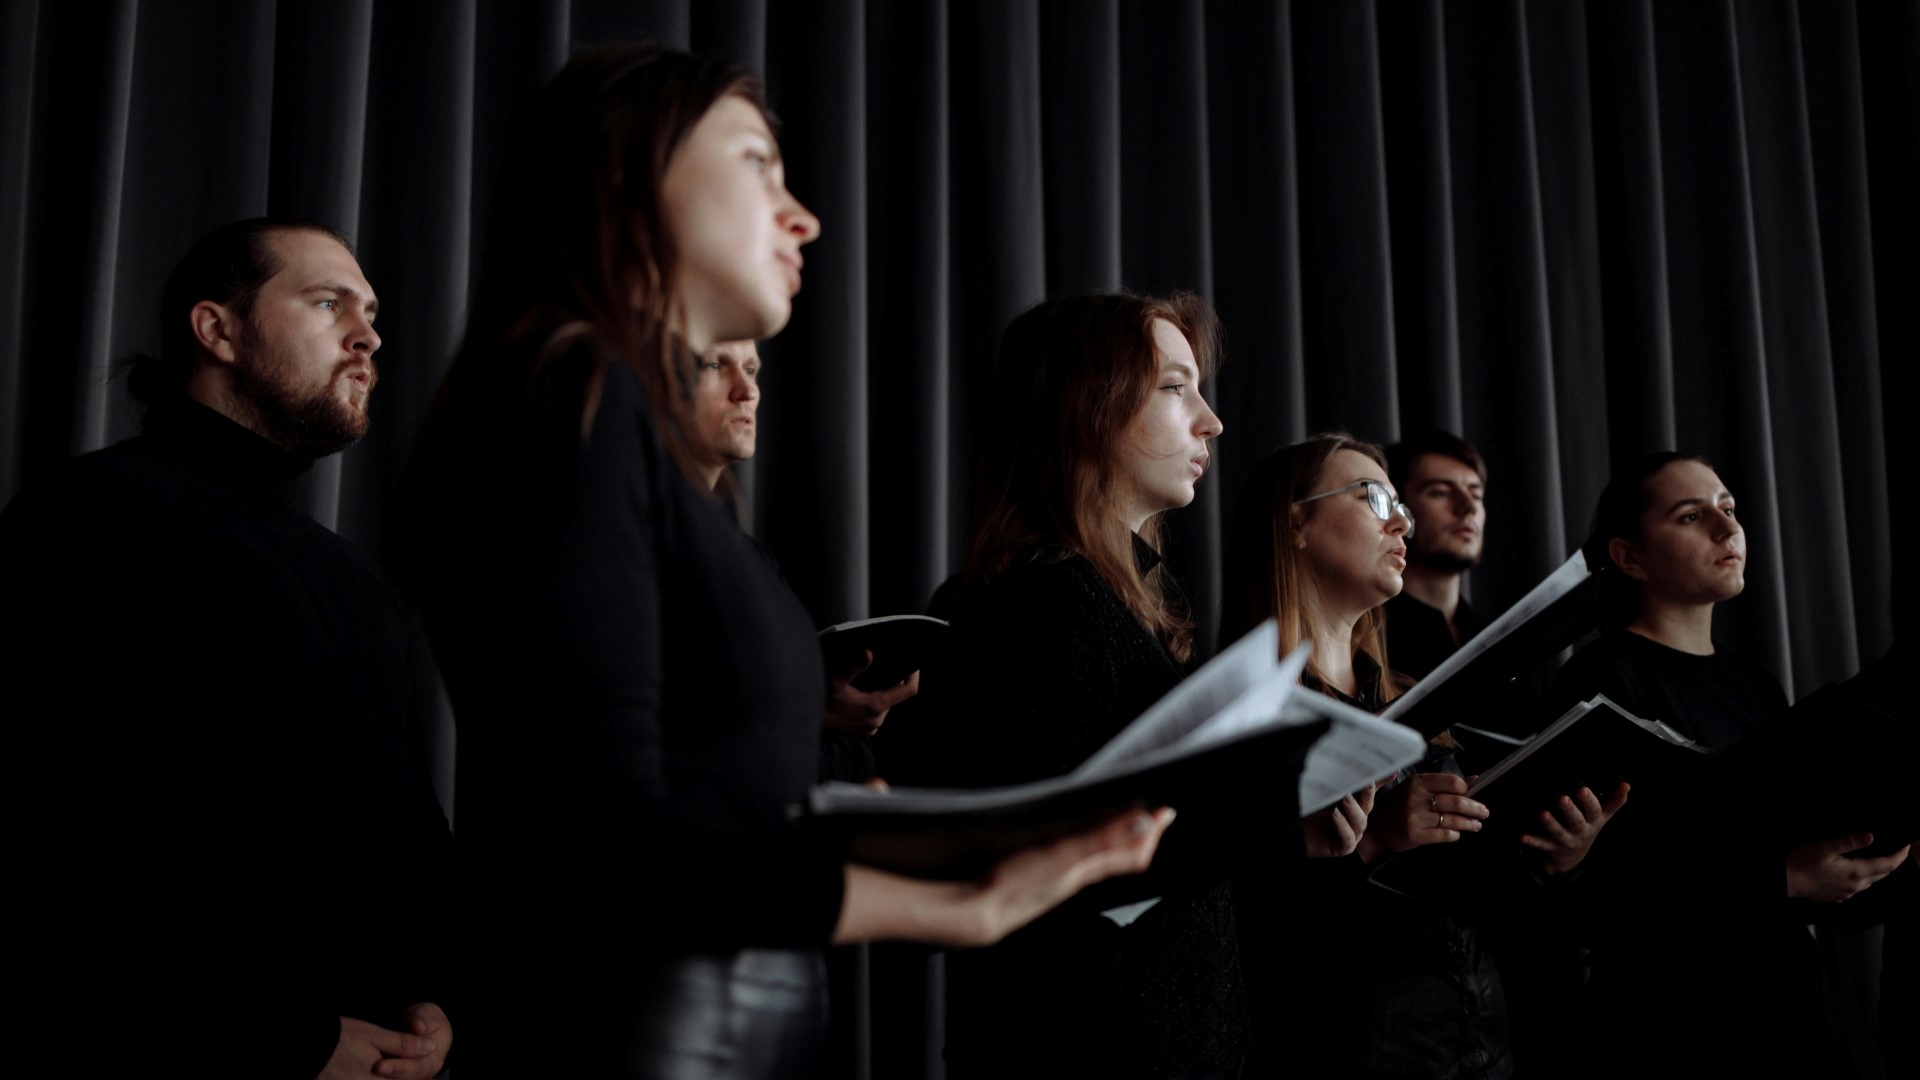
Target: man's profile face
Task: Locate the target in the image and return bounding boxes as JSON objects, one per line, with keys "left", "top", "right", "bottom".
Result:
{"left": 1404, "top": 452, "right": 1485, "bottom": 572}
{"left": 691, "top": 340, "right": 761, "bottom": 468}
{"left": 231, "top": 229, "right": 381, "bottom": 458}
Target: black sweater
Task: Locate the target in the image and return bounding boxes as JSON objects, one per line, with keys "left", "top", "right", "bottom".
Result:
{"left": 0, "top": 402, "right": 452, "bottom": 1078}
{"left": 905, "top": 544, "right": 1249, "bottom": 1079}
{"left": 394, "top": 348, "right": 844, "bottom": 1062}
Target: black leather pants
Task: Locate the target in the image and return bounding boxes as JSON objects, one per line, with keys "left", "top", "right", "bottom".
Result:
{"left": 620, "top": 949, "right": 830, "bottom": 1080}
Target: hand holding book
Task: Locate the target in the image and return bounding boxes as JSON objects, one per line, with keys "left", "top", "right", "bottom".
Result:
{"left": 1517, "top": 781, "right": 1630, "bottom": 880}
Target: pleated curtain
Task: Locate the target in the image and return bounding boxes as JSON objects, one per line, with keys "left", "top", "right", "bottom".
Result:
{"left": 3, "top": 2, "right": 1913, "bottom": 1076}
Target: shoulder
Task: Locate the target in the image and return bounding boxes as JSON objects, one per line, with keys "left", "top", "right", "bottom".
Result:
{"left": 2, "top": 438, "right": 187, "bottom": 540}
{"left": 962, "top": 549, "right": 1130, "bottom": 630}
{"left": 1551, "top": 632, "right": 1653, "bottom": 708}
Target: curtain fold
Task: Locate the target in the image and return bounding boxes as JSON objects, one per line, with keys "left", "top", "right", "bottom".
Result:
{"left": 3, "top": 3, "right": 1911, "bottom": 1075}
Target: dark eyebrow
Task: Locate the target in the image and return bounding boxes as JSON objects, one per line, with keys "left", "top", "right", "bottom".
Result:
{"left": 1668, "top": 489, "right": 1734, "bottom": 515}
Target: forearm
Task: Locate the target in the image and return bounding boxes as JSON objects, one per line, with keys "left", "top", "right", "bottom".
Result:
{"left": 832, "top": 865, "right": 996, "bottom": 947}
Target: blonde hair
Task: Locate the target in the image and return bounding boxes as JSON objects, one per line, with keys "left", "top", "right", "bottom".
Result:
{"left": 1221, "top": 433, "right": 1402, "bottom": 703}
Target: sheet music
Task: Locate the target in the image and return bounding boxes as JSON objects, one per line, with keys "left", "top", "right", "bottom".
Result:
{"left": 1295, "top": 689, "right": 1430, "bottom": 815}
{"left": 1072, "top": 621, "right": 1286, "bottom": 776}
{"left": 1380, "top": 551, "right": 1591, "bottom": 727}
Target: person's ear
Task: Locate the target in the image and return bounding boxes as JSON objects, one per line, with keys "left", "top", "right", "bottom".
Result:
{"left": 190, "top": 301, "right": 242, "bottom": 366}
{"left": 1608, "top": 537, "right": 1649, "bottom": 583}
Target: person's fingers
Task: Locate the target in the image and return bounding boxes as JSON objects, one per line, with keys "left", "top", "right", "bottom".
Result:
{"left": 1851, "top": 845, "right": 1912, "bottom": 882}
{"left": 871, "top": 674, "right": 920, "bottom": 710}
{"left": 1420, "top": 773, "right": 1471, "bottom": 796}
{"left": 1533, "top": 808, "right": 1577, "bottom": 847}
{"left": 1328, "top": 797, "right": 1361, "bottom": 850}
{"left": 1570, "top": 786, "right": 1606, "bottom": 823}
{"left": 361, "top": 1025, "right": 436, "bottom": 1059}
{"left": 1600, "top": 782, "right": 1631, "bottom": 817}
{"left": 865, "top": 777, "right": 891, "bottom": 793}
{"left": 1433, "top": 810, "right": 1480, "bottom": 835}
{"left": 1518, "top": 832, "right": 1556, "bottom": 852}
{"left": 1354, "top": 784, "right": 1379, "bottom": 814}
{"left": 1434, "top": 793, "right": 1489, "bottom": 821}
{"left": 377, "top": 1055, "right": 446, "bottom": 1080}
{"left": 1821, "top": 831, "right": 1877, "bottom": 858}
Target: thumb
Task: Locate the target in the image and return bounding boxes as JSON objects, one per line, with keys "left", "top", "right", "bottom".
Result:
{"left": 1820, "top": 831, "right": 1875, "bottom": 857}
{"left": 1602, "top": 782, "right": 1631, "bottom": 815}
{"left": 365, "top": 1026, "right": 436, "bottom": 1058}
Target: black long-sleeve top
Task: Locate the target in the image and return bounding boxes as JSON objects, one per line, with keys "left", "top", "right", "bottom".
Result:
{"left": 394, "top": 347, "right": 845, "bottom": 968}
{"left": 1547, "top": 630, "right": 1850, "bottom": 1077}
{"left": 0, "top": 402, "right": 452, "bottom": 1078}
{"left": 902, "top": 542, "right": 1250, "bottom": 1079}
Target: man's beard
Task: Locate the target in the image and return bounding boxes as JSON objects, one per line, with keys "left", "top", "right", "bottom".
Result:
{"left": 1415, "top": 545, "right": 1481, "bottom": 574}
{"left": 232, "top": 326, "right": 374, "bottom": 459}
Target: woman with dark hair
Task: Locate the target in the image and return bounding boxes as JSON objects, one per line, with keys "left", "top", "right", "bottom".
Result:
{"left": 395, "top": 44, "right": 1170, "bottom": 1078}
{"left": 1548, "top": 452, "right": 1909, "bottom": 1077}
{"left": 904, "top": 292, "right": 1245, "bottom": 1078}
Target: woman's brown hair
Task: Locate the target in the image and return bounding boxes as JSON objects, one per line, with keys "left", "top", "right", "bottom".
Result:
{"left": 963, "top": 292, "right": 1221, "bottom": 663}
{"left": 1220, "top": 433, "right": 1403, "bottom": 703}
{"left": 448, "top": 42, "right": 768, "bottom": 483}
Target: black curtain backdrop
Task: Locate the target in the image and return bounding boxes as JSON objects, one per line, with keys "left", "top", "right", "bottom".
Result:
{"left": 4, "top": 1, "right": 1914, "bottom": 1076}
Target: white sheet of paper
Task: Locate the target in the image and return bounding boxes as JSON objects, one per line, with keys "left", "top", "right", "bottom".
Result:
{"left": 1072, "top": 621, "right": 1284, "bottom": 776}
{"left": 1294, "top": 688, "right": 1430, "bottom": 815}
{"left": 1380, "top": 551, "right": 1591, "bottom": 728}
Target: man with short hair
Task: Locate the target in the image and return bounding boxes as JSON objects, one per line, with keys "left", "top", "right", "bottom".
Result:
{"left": 1383, "top": 429, "right": 1489, "bottom": 680}
{"left": 2, "top": 219, "right": 453, "bottom": 1078}
{"left": 688, "top": 338, "right": 762, "bottom": 491}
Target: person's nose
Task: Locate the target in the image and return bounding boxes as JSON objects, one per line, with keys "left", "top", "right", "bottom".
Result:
{"left": 1194, "top": 394, "right": 1223, "bottom": 441}
{"left": 348, "top": 309, "right": 380, "bottom": 355}
{"left": 1386, "top": 503, "right": 1413, "bottom": 537}
{"left": 732, "top": 371, "right": 760, "bottom": 403}
{"left": 781, "top": 189, "right": 821, "bottom": 245}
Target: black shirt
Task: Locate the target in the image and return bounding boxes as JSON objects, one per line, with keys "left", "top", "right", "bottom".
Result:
{"left": 1384, "top": 589, "right": 1485, "bottom": 681}
{"left": 0, "top": 402, "right": 452, "bottom": 1078}
{"left": 908, "top": 541, "right": 1250, "bottom": 1079}
{"left": 1547, "top": 630, "right": 1841, "bottom": 1077}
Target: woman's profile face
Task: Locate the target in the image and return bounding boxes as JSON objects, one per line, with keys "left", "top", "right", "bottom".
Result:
{"left": 1296, "top": 449, "right": 1410, "bottom": 616}
{"left": 1616, "top": 459, "right": 1746, "bottom": 606}
{"left": 1113, "top": 318, "right": 1223, "bottom": 527}
{"left": 659, "top": 95, "right": 821, "bottom": 349}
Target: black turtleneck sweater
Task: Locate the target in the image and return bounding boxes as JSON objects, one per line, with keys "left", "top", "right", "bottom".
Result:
{"left": 0, "top": 403, "right": 452, "bottom": 1079}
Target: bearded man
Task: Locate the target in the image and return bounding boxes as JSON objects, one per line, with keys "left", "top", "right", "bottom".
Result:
{"left": 0, "top": 219, "right": 454, "bottom": 1079}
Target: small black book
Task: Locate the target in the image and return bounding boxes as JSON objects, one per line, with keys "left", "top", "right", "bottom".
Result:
{"left": 1370, "top": 695, "right": 1710, "bottom": 896}
{"left": 817, "top": 614, "right": 949, "bottom": 691}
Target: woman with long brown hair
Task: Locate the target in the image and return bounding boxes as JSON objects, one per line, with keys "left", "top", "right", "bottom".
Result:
{"left": 395, "top": 45, "right": 1170, "bottom": 1078}
{"left": 904, "top": 292, "right": 1253, "bottom": 1079}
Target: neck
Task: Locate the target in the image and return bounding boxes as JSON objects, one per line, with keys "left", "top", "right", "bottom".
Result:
{"left": 1303, "top": 585, "right": 1366, "bottom": 697}
{"left": 1399, "top": 562, "right": 1462, "bottom": 622}
{"left": 698, "top": 462, "right": 725, "bottom": 491}
{"left": 184, "top": 375, "right": 293, "bottom": 455}
{"left": 1626, "top": 596, "right": 1716, "bottom": 655}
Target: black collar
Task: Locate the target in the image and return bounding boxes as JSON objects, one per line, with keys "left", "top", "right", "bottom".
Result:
{"left": 143, "top": 401, "right": 316, "bottom": 493}
{"left": 1131, "top": 532, "right": 1164, "bottom": 575}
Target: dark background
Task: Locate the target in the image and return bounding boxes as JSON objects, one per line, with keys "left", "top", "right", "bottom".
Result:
{"left": 2, "top": 1, "right": 1912, "bottom": 1075}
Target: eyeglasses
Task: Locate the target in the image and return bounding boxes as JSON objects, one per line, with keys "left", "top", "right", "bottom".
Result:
{"left": 1295, "top": 480, "right": 1414, "bottom": 537}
